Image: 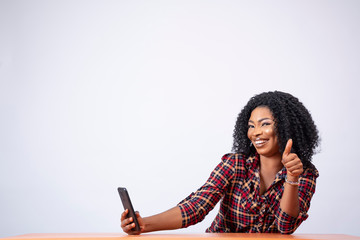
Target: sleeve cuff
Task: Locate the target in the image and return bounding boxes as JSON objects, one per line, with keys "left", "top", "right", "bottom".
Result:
{"left": 177, "top": 201, "right": 196, "bottom": 228}
{"left": 276, "top": 207, "right": 308, "bottom": 234}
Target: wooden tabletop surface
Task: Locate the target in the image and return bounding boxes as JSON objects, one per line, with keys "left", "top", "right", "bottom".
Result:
{"left": 2, "top": 233, "right": 360, "bottom": 240}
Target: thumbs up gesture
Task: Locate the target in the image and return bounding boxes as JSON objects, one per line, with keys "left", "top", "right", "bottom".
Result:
{"left": 282, "top": 139, "right": 303, "bottom": 178}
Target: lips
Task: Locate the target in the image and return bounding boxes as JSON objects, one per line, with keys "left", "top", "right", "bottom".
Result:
{"left": 253, "top": 138, "right": 268, "bottom": 147}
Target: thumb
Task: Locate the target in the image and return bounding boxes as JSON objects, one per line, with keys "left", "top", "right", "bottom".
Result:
{"left": 283, "top": 139, "right": 293, "bottom": 157}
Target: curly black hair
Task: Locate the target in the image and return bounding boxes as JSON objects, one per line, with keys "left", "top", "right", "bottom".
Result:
{"left": 232, "top": 91, "right": 320, "bottom": 168}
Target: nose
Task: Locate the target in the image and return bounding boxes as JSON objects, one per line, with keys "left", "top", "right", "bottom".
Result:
{"left": 254, "top": 126, "right": 262, "bottom": 136}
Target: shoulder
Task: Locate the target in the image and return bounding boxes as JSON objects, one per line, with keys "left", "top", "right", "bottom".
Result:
{"left": 299, "top": 163, "right": 319, "bottom": 193}
{"left": 302, "top": 162, "right": 319, "bottom": 179}
{"left": 219, "top": 153, "right": 254, "bottom": 182}
{"left": 220, "top": 153, "right": 252, "bottom": 170}
{"left": 221, "top": 153, "right": 247, "bottom": 162}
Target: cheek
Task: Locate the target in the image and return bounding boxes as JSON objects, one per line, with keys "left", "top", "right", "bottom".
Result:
{"left": 263, "top": 128, "right": 276, "bottom": 138}
{"left": 247, "top": 129, "right": 252, "bottom": 139}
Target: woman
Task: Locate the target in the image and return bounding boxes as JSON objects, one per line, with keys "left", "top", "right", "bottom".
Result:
{"left": 121, "top": 91, "right": 320, "bottom": 234}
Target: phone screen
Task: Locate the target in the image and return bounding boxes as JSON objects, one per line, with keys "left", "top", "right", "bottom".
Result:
{"left": 118, "top": 187, "right": 141, "bottom": 232}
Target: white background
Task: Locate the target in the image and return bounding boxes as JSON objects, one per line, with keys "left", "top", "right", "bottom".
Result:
{"left": 1, "top": 0, "right": 360, "bottom": 237}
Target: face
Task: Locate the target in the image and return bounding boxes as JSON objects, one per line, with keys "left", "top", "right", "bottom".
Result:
{"left": 247, "top": 106, "right": 281, "bottom": 159}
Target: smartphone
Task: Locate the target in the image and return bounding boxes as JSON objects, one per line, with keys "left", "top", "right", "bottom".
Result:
{"left": 117, "top": 187, "right": 141, "bottom": 232}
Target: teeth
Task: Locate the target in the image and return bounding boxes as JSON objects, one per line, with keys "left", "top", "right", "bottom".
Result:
{"left": 254, "top": 140, "right": 267, "bottom": 145}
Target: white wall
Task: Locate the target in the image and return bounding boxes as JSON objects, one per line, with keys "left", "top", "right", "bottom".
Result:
{"left": 1, "top": 0, "right": 360, "bottom": 237}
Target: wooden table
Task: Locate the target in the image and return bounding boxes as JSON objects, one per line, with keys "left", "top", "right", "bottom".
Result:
{"left": 2, "top": 233, "right": 360, "bottom": 240}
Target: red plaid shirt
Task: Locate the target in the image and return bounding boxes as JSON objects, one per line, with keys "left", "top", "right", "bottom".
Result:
{"left": 178, "top": 153, "right": 319, "bottom": 234}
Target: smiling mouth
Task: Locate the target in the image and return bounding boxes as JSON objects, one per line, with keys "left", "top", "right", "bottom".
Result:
{"left": 254, "top": 139, "right": 268, "bottom": 147}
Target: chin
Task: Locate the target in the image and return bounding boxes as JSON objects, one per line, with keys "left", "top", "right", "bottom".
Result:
{"left": 255, "top": 148, "right": 269, "bottom": 155}
{"left": 256, "top": 149, "right": 280, "bottom": 158}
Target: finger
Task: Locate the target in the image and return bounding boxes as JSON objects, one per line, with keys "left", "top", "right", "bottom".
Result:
{"left": 124, "top": 223, "right": 136, "bottom": 233}
{"left": 288, "top": 169, "right": 303, "bottom": 177}
{"left": 134, "top": 211, "right": 145, "bottom": 231}
{"left": 282, "top": 154, "right": 299, "bottom": 166}
{"left": 287, "top": 161, "right": 303, "bottom": 173}
{"left": 283, "top": 157, "right": 302, "bottom": 171}
{"left": 282, "top": 153, "right": 298, "bottom": 165}
{"left": 287, "top": 164, "right": 303, "bottom": 173}
{"left": 283, "top": 139, "right": 293, "bottom": 157}
{"left": 121, "top": 217, "right": 133, "bottom": 228}
{"left": 121, "top": 209, "right": 129, "bottom": 221}
{"left": 134, "top": 211, "right": 143, "bottom": 226}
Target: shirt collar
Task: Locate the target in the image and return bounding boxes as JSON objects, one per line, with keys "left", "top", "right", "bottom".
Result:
{"left": 246, "top": 152, "right": 287, "bottom": 181}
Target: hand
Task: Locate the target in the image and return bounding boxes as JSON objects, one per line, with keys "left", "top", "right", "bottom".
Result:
{"left": 282, "top": 139, "right": 303, "bottom": 179}
{"left": 121, "top": 209, "right": 145, "bottom": 235}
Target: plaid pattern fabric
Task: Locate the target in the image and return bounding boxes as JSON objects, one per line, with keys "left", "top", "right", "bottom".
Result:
{"left": 178, "top": 153, "right": 319, "bottom": 234}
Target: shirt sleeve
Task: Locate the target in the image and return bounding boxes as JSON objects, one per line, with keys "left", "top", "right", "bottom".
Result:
{"left": 275, "top": 167, "right": 319, "bottom": 234}
{"left": 177, "top": 153, "right": 237, "bottom": 228}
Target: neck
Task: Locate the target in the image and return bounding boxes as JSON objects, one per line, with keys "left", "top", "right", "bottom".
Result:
{"left": 259, "top": 153, "right": 283, "bottom": 173}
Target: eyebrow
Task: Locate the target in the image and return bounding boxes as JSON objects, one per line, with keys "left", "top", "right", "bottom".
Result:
{"left": 248, "top": 118, "right": 273, "bottom": 123}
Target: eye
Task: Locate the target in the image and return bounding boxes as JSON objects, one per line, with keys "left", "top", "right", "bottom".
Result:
{"left": 262, "top": 122, "right": 271, "bottom": 127}
{"left": 248, "top": 124, "right": 254, "bottom": 129}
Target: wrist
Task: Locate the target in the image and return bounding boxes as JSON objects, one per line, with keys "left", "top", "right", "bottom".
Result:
{"left": 286, "top": 175, "right": 299, "bottom": 182}
{"left": 142, "top": 217, "right": 152, "bottom": 233}
{"left": 285, "top": 176, "right": 299, "bottom": 186}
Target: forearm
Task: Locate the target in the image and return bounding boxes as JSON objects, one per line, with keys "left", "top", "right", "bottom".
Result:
{"left": 142, "top": 206, "right": 183, "bottom": 233}
{"left": 280, "top": 175, "right": 300, "bottom": 218}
